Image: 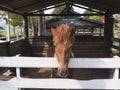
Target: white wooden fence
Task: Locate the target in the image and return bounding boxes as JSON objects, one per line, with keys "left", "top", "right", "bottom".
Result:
{"left": 0, "top": 57, "right": 120, "bottom": 90}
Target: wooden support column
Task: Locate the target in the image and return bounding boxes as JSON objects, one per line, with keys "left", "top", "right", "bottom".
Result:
{"left": 100, "top": 28, "right": 102, "bottom": 36}
{"left": 23, "top": 14, "right": 29, "bottom": 39}
{"left": 22, "top": 14, "right": 30, "bottom": 56}
{"left": 66, "top": 0, "right": 73, "bottom": 15}
{"left": 66, "top": 0, "right": 70, "bottom": 14}
{"left": 104, "top": 13, "right": 114, "bottom": 57}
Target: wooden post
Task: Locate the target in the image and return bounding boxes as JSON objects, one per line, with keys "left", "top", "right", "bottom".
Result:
{"left": 66, "top": 0, "right": 72, "bottom": 15}
{"left": 6, "top": 12, "right": 10, "bottom": 41}
{"left": 104, "top": 13, "right": 114, "bottom": 57}
{"left": 38, "top": 10, "right": 41, "bottom": 36}
{"left": 23, "top": 14, "right": 29, "bottom": 39}
{"left": 100, "top": 28, "right": 102, "bottom": 36}
{"left": 23, "top": 14, "right": 30, "bottom": 56}
{"left": 66, "top": 0, "right": 70, "bottom": 14}
{"left": 42, "top": 12, "right": 46, "bottom": 36}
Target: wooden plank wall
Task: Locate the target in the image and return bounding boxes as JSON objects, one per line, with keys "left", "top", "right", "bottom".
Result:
{"left": 0, "top": 39, "right": 26, "bottom": 56}
{"left": 0, "top": 41, "right": 10, "bottom": 56}
{"left": 10, "top": 39, "right": 26, "bottom": 56}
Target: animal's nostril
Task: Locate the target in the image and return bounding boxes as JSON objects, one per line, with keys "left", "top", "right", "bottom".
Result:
{"left": 60, "top": 70, "right": 66, "bottom": 76}
{"left": 58, "top": 69, "right": 68, "bottom": 77}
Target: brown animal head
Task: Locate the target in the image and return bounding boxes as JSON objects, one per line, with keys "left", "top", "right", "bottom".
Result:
{"left": 51, "top": 24, "right": 76, "bottom": 77}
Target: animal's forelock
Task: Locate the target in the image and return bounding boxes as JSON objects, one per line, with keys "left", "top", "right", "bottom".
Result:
{"left": 53, "top": 24, "right": 75, "bottom": 46}
{"left": 57, "top": 24, "right": 71, "bottom": 41}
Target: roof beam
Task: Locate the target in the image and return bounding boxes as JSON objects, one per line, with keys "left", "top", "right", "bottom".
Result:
{"left": 0, "top": 0, "right": 13, "bottom": 4}
{"left": 30, "top": 3, "right": 65, "bottom": 14}
{"left": 14, "top": 1, "right": 43, "bottom": 10}
{"left": 26, "top": 13, "right": 105, "bottom": 16}
{"left": 16, "top": 0, "right": 65, "bottom": 13}
{"left": 0, "top": 6, "right": 21, "bottom": 15}
{"left": 88, "top": 0, "right": 120, "bottom": 13}
{"left": 74, "top": 0, "right": 119, "bottom": 14}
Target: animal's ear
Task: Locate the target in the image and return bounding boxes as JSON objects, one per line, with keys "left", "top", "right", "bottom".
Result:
{"left": 51, "top": 28, "right": 57, "bottom": 38}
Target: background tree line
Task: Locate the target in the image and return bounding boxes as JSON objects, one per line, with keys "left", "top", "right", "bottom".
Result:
{"left": 0, "top": 10, "right": 23, "bottom": 36}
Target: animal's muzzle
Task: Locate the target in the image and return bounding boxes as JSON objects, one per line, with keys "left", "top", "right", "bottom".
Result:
{"left": 57, "top": 68, "right": 68, "bottom": 77}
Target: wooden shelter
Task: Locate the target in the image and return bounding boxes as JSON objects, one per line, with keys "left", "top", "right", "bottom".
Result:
{"left": 0, "top": 0, "right": 120, "bottom": 57}
{"left": 0, "top": 1, "right": 120, "bottom": 90}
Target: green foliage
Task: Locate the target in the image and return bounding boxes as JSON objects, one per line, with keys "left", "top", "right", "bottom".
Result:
{"left": 0, "top": 11, "right": 24, "bottom": 37}
{"left": 0, "top": 10, "right": 6, "bottom": 19}
{"left": 89, "top": 16, "right": 101, "bottom": 21}
{"left": 83, "top": 10, "right": 93, "bottom": 19}
{"left": 52, "top": 5, "right": 66, "bottom": 14}
{"left": 45, "top": 16, "right": 53, "bottom": 21}
{"left": 84, "top": 10, "right": 93, "bottom": 14}
{"left": 28, "top": 16, "right": 37, "bottom": 24}
{"left": 28, "top": 16, "right": 37, "bottom": 28}
{"left": 0, "top": 31, "right": 23, "bottom": 37}
{"left": 9, "top": 13, "right": 23, "bottom": 27}
{"left": 83, "top": 10, "right": 101, "bottom": 21}
{"left": 45, "top": 5, "right": 66, "bottom": 20}
{"left": 0, "top": 33, "right": 6, "bottom": 37}
{"left": 9, "top": 13, "right": 23, "bottom": 34}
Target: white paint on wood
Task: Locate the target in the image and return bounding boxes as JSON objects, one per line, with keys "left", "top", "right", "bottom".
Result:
{"left": 0, "top": 78, "right": 119, "bottom": 89}
{"left": 0, "top": 80, "right": 17, "bottom": 90}
{"left": 16, "top": 68, "right": 20, "bottom": 78}
{"left": 0, "top": 87, "right": 17, "bottom": 90}
{"left": 0, "top": 57, "right": 120, "bottom": 68}
{"left": 0, "top": 57, "right": 120, "bottom": 90}
{"left": 113, "top": 68, "right": 119, "bottom": 79}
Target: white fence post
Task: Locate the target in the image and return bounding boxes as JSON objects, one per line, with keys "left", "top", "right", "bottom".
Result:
{"left": 113, "top": 68, "right": 119, "bottom": 79}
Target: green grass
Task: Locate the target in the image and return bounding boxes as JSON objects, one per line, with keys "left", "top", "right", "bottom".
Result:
{"left": 0, "top": 33, "right": 6, "bottom": 37}
{"left": 0, "top": 31, "right": 24, "bottom": 37}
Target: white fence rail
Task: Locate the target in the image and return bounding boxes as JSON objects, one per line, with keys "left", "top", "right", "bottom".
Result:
{"left": 0, "top": 57, "right": 120, "bottom": 90}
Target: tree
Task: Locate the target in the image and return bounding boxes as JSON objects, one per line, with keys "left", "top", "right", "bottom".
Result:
{"left": 52, "top": 5, "right": 66, "bottom": 14}
{"left": 45, "top": 5, "right": 66, "bottom": 21}
{"left": 45, "top": 16, "right": 52, "bottom": 21}
{"left": 83, "top": 10, "right": 101, "bottom": 21}
{"left": 0, "top": 10, "right": 6, "bottom": 20}
{"left": 9, "top": 13, "right": 23, "bottom": 35}
{"left": 83, "top": 10, "right": 93, "bottom": 19}
{"left": 28, "top": 16, "right": 38, "bottom": 35}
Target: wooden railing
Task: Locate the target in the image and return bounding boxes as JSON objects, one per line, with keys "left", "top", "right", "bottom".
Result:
{"left": 112, "top": 38, "right": 120, "bottom": 56}
{"left": 0, "top": 57, "right": 120, "bottom": 90}
{"left": 0, "top": 35, "right": 24, "bottom": 41}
